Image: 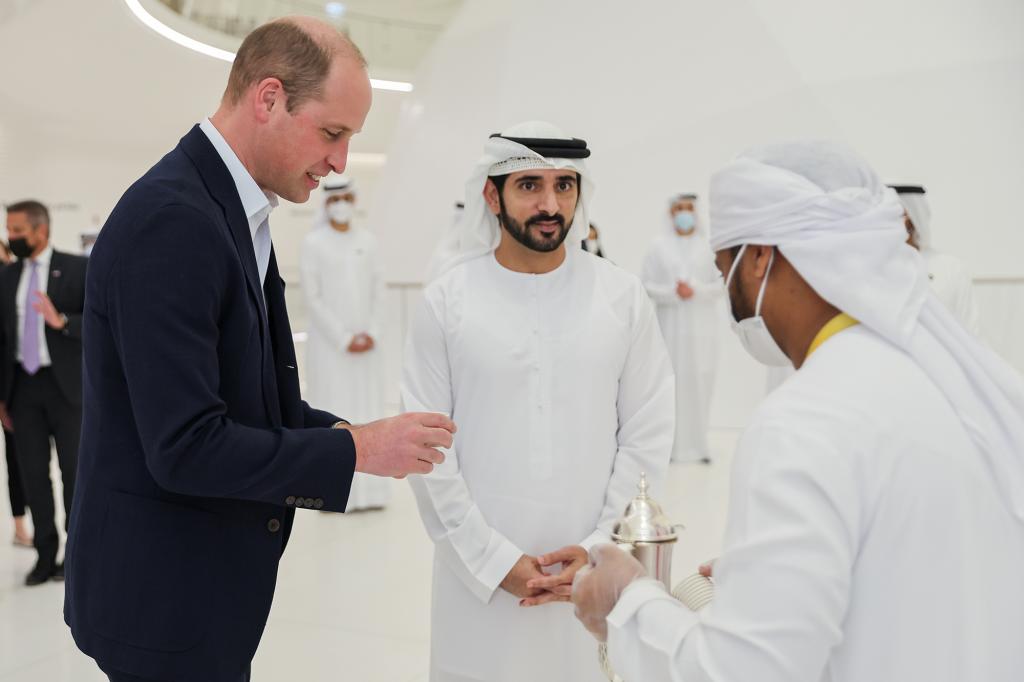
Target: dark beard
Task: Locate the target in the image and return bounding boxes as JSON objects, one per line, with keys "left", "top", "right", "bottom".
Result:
{"left": 497, "top": 194, "right": 570, "bottom": 253}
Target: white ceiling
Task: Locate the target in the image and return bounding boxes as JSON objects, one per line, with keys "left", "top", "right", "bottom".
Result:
{"left": 0, "top": 0, "right": 428, "bottom": 159}
{"left": 155, "top": 0, "right": 463, "bottom": 74}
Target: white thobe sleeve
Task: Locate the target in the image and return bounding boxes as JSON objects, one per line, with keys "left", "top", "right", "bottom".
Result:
{"left": 299, "top": 236, "right": 354, "bottom": 348}
{"left": 605, "top": 417, "right": 859, "bottom": 682}
{"left": 580, "top": 288, "right": 675, "bottom": 551}
{"left": 642, "top": 247, "right": 680, "bottom": 305}
{"left": 401, "top": 291, "right": 524, "bottom": 604}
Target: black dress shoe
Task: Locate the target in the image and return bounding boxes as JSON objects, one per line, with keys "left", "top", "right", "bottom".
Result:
{"left": 25, "top": 561, "right": 56, "bottom": 586}
{"left": 52, "top": 562, "right": 65, "bottom": 582}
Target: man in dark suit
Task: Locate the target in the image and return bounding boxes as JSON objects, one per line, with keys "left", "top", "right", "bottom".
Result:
{"left": 64, "top": 17, "right": 454, "bottom": 682}
{"left": 0, "top": 199, "right": 87, "bottom": 586}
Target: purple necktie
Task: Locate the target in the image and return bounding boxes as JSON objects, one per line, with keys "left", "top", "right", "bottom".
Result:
{"left": 22, "top": 261, "right": 40, "bottom": 375}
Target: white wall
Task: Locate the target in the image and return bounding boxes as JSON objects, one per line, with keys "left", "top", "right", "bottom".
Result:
{"left": 368, "top": 0, "right": 1024, "bottom": 428}
{"left": 0, "top": 0, "right": 406, "bottom": 270}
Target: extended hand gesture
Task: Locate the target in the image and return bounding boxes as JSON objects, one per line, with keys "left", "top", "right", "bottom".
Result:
{"left": 33, "top": 292, "right": 66, "bottom": 329}
{"left": 348, "top": 412, "right": 455, "bottom": 478}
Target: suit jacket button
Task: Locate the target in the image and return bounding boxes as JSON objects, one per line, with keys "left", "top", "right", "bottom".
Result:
{"left": 267, "top": 519, "right": 281, "bottom": 533}
{"left": 313, "top": 498, "right": 324, "bottom": 510}
{"left": 304, "top": 498, "right": 316, "bottom": 508}
{"left": 295, "top": 497, "right": 305, "bottom": 507}
{"left": 285, "top": 496, "right": 296, "bottom": 506}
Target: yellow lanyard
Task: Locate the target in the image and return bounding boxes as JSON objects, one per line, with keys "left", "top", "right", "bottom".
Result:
{"left": 806, "top": 313, "right": 859, "bottom": 360}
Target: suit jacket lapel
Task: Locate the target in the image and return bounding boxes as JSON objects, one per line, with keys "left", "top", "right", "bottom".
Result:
{"left": 263, "top": 248, "right": 303, "bottom": 428}
{"left": 178, "top": 125, "right": 281, "bottom": 426}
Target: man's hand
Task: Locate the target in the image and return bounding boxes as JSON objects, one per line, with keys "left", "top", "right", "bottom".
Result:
{"left": 348, "top": 412, "right": 455, "bottom": 478}
{"left": 520, "top": 545, "right": 589, "bottom": 607}
{"left": 501, "top": 554, "right": 546, "bottom": 600}
{"left": 571, "top": 544, "right": 647, "bottom": 642}
{"left": 347, "top": 333, "right": 375, "bottom": 353}
{"left": 0, "top": 402, "right": 13, "bottom": 432}
{"left": 33, "top": 292, "right": 66, "bottom": 330}
{"left": 675, "top": 281, "right": 695, "bottom": 300}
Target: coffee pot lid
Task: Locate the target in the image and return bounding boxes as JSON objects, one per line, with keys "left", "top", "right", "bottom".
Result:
{"left": 610, "top": 473, "right": 678, "bottom": 543}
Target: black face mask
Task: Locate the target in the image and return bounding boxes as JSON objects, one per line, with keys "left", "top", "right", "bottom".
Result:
{"left": 8, "top": 238, "right": 33, "bottom": 260}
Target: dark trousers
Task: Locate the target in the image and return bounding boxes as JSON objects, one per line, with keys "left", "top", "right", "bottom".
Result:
{"left": 4, "top": 427, "right": 26, "bottom": 517}
{"left": 102, "top": 665, "right": 251, "bottom": 682}
{"left": 10, "top": 367, "right": 80, "bottom": 566}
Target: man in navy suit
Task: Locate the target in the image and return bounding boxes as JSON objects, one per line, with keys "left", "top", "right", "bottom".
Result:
{"left": 64, "top": 17, "right": 454, "bottom": 682}
{"left": 0, "top": 200, "right": 87, "bottom": 585}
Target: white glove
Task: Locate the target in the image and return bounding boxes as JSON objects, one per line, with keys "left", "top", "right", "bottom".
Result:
{"left": 571, "top": 544, "right": 647, "bottom": 642}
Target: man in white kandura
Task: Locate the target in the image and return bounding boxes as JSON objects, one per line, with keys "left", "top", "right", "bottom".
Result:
{"left": 403, "top": 120, "right": 674, "bottom": 682}
{"left": 642, "top": 193, "right": 724, "bottom": 463}
{"left": 300, "top": 176, "right": 389, "bottom": 510}
{"left": 573, "top": 140, "right": 1024, "bottom": 682}
{"left": 892, "top": 184, "right": 981, "bottom": 334}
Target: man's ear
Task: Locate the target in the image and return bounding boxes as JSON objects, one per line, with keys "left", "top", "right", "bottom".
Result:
{"left": 749, "top": 244, "right": 774, "bottom": 278}
{"left": 483, "top": 178, "right": 501, "bottom": 216}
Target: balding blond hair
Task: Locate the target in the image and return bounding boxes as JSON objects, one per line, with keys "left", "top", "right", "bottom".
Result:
{"left": 224, "top": 19, "right": 366, "bottom": 112}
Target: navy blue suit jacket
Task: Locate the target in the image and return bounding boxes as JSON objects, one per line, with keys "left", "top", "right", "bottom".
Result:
{"left": 65, "top": 126, "right": 357, "bottom": 681}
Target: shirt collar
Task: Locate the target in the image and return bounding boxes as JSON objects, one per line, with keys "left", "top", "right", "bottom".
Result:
{"left": 26, "top": 243, "right": 53, "bottom": 268}
{"left": 199, "top": 118, "right": 278, "bottom": 237}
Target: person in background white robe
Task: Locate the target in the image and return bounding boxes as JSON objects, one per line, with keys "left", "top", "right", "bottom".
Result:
{"left": 300, "top": 177, "right": 390, "bottom": 511}
{"left": 404, "top": 121, "right": 674, "bottom": 682}
{"left": 573, "top": 141, "right": 1024, "bottom": 682}
{"left": 642, "top": 194, "right": 724, "bottom": 463}
{"left": 892, "top": 184, "right": 981, "bottom": 334}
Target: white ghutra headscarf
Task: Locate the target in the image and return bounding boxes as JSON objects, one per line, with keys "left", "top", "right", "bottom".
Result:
{"left": 709, "top": 140, "right": 1024, "bottom": 524}
{"left": 427, "top": 120, "right": 594, "bottom": 280}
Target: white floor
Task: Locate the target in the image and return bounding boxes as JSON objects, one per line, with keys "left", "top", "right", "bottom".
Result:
{"left": 0, "top": 430, "right": 737, "bottom": 681}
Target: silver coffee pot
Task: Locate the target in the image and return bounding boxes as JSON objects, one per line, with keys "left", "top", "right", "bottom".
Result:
{"left": 598, "top": 473, "right": 715, "bottom": 682}
{"left": 610, "top": 472, "right": 680, "bottom": 591}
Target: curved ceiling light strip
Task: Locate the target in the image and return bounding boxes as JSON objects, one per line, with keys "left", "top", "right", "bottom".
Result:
{"left": 123, "top": 0, "right": 414, "bottom": 92}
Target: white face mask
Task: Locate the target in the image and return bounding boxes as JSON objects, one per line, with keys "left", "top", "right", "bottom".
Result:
{"left": 723, "top": 244, "right": 791, "bottom": 367}
{"left": 327, "top": 200, "right": 354, "bottom": 225}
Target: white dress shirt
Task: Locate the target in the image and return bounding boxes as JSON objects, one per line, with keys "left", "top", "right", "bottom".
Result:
{"left": 198, "top": 118, "right": 278, "bottom": 291}
{"left": 16, "top": 243, "right": 54, "bottom": 368}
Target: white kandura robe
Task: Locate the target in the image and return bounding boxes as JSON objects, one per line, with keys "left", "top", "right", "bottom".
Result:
{"left": 300, "top": 226, "right": 390, "bottom": 510}
{"left": 641, "top": 233, "right": 724, "bottom": 462}
{"left": 402, "top": 249, "right": 675, "bottom": 682}
{"left": 607, "top": 324, "right": 1024, "bottom": 682}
